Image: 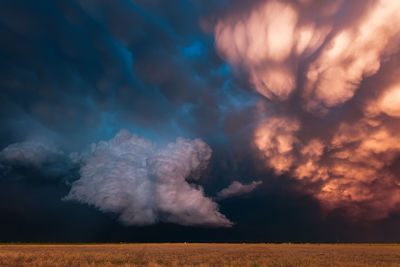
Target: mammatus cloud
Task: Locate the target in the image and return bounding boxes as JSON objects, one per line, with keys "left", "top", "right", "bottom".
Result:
{"left": 214, "top": 0, "right": 400, "bottom": 219}
{"left": 215, "top": 0, "right": 400, "bottom": 111}
{"left": 217, "top": 180, "right": 263, "bottom": 200}
{"left": 64, "top": 129, "right": 232, "bottom": 227}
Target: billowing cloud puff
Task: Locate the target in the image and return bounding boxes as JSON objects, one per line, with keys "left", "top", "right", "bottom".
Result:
{"left": 215, "top": 0, "right": 400, "bottom": 111}
{"left": 217, "top": 180, "right": 263, "bottom": 200}
{"left": 0, "top": 141, "right": 63, "bottom": 167}
{"left": 214, "top": 0, "right": 400, "bottom": 219}
{"left": 64, "top": 129, "right": 232, "bottom": 227}
{"left": 366, "top": 84, "right": 400, "bottom": 118}
{"left": 215, "top": 0, "right": 330, "bottom": 101}
{"left": 254, "top": 117, "right": 300, "bottom": 175}
{"left": 304, "top": 0, "right": 400, "bottom": 112}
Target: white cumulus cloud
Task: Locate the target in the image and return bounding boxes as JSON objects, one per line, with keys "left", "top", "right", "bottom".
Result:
{"left": 64, "top": 129, "right": 232, "bottom": 227}
{"left": 0, "top": 141, "right": 63, "bottom": 167}
{"left": 217, "top": 180, "right": 263, "bottom": 200}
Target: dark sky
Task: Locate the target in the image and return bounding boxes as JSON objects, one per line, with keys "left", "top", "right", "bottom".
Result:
{"left": 2, "top": 0, "right": 400, "bottom": 242}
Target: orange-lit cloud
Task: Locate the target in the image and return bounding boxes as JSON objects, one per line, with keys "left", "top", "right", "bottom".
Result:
{"left": 216, "top": 0, "right": 307, "bottom": 100}
{"left": 214, "top": 0, "right": 400, "bottom": 219}
{"left": 254, "top": 117, "right": 300, "bottom": 174}
{"left": 304, "top": 0, "right": 400, "bottom": 112}
{"left": 366, "top": 84, "right": 400, "bottom": 118}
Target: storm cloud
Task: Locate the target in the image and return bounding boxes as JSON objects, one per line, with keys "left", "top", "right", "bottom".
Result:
{"left": 214, "top": 0, "right": 400, "bottom": 219}
{"left": 2, "top": 0, "right": 400, "bottom": 242}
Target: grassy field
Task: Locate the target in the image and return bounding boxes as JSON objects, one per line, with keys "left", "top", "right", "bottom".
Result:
{"left": 0, "top": 243, "right": 400, "bottom": 266}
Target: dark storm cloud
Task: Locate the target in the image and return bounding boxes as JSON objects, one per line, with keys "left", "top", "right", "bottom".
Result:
{"left": 2, "top": 0, "right": 400, "bottom": 243}
{"left": 0, "top": 0, "right": 248, "bottom": 150}
{"left": 0, "top": 0, "right": 260, "bottom": 231}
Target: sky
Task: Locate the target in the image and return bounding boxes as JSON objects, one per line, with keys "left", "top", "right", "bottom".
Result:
{"left": 1, "top": 0, "right": 400, "bottom": 242}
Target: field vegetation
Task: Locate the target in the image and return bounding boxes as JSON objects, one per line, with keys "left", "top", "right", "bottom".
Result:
{"left": 0, "top": 243, "right": 400, "bottom": 266}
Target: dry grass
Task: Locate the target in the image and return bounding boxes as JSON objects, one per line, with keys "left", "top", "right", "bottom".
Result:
{"left": 0, "top": 243, "right": 400, "bottom": 266}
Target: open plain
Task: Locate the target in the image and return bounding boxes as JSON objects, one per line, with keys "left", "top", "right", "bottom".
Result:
{"left": 0, "top": 243, "right": 400, "bottom": 266}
